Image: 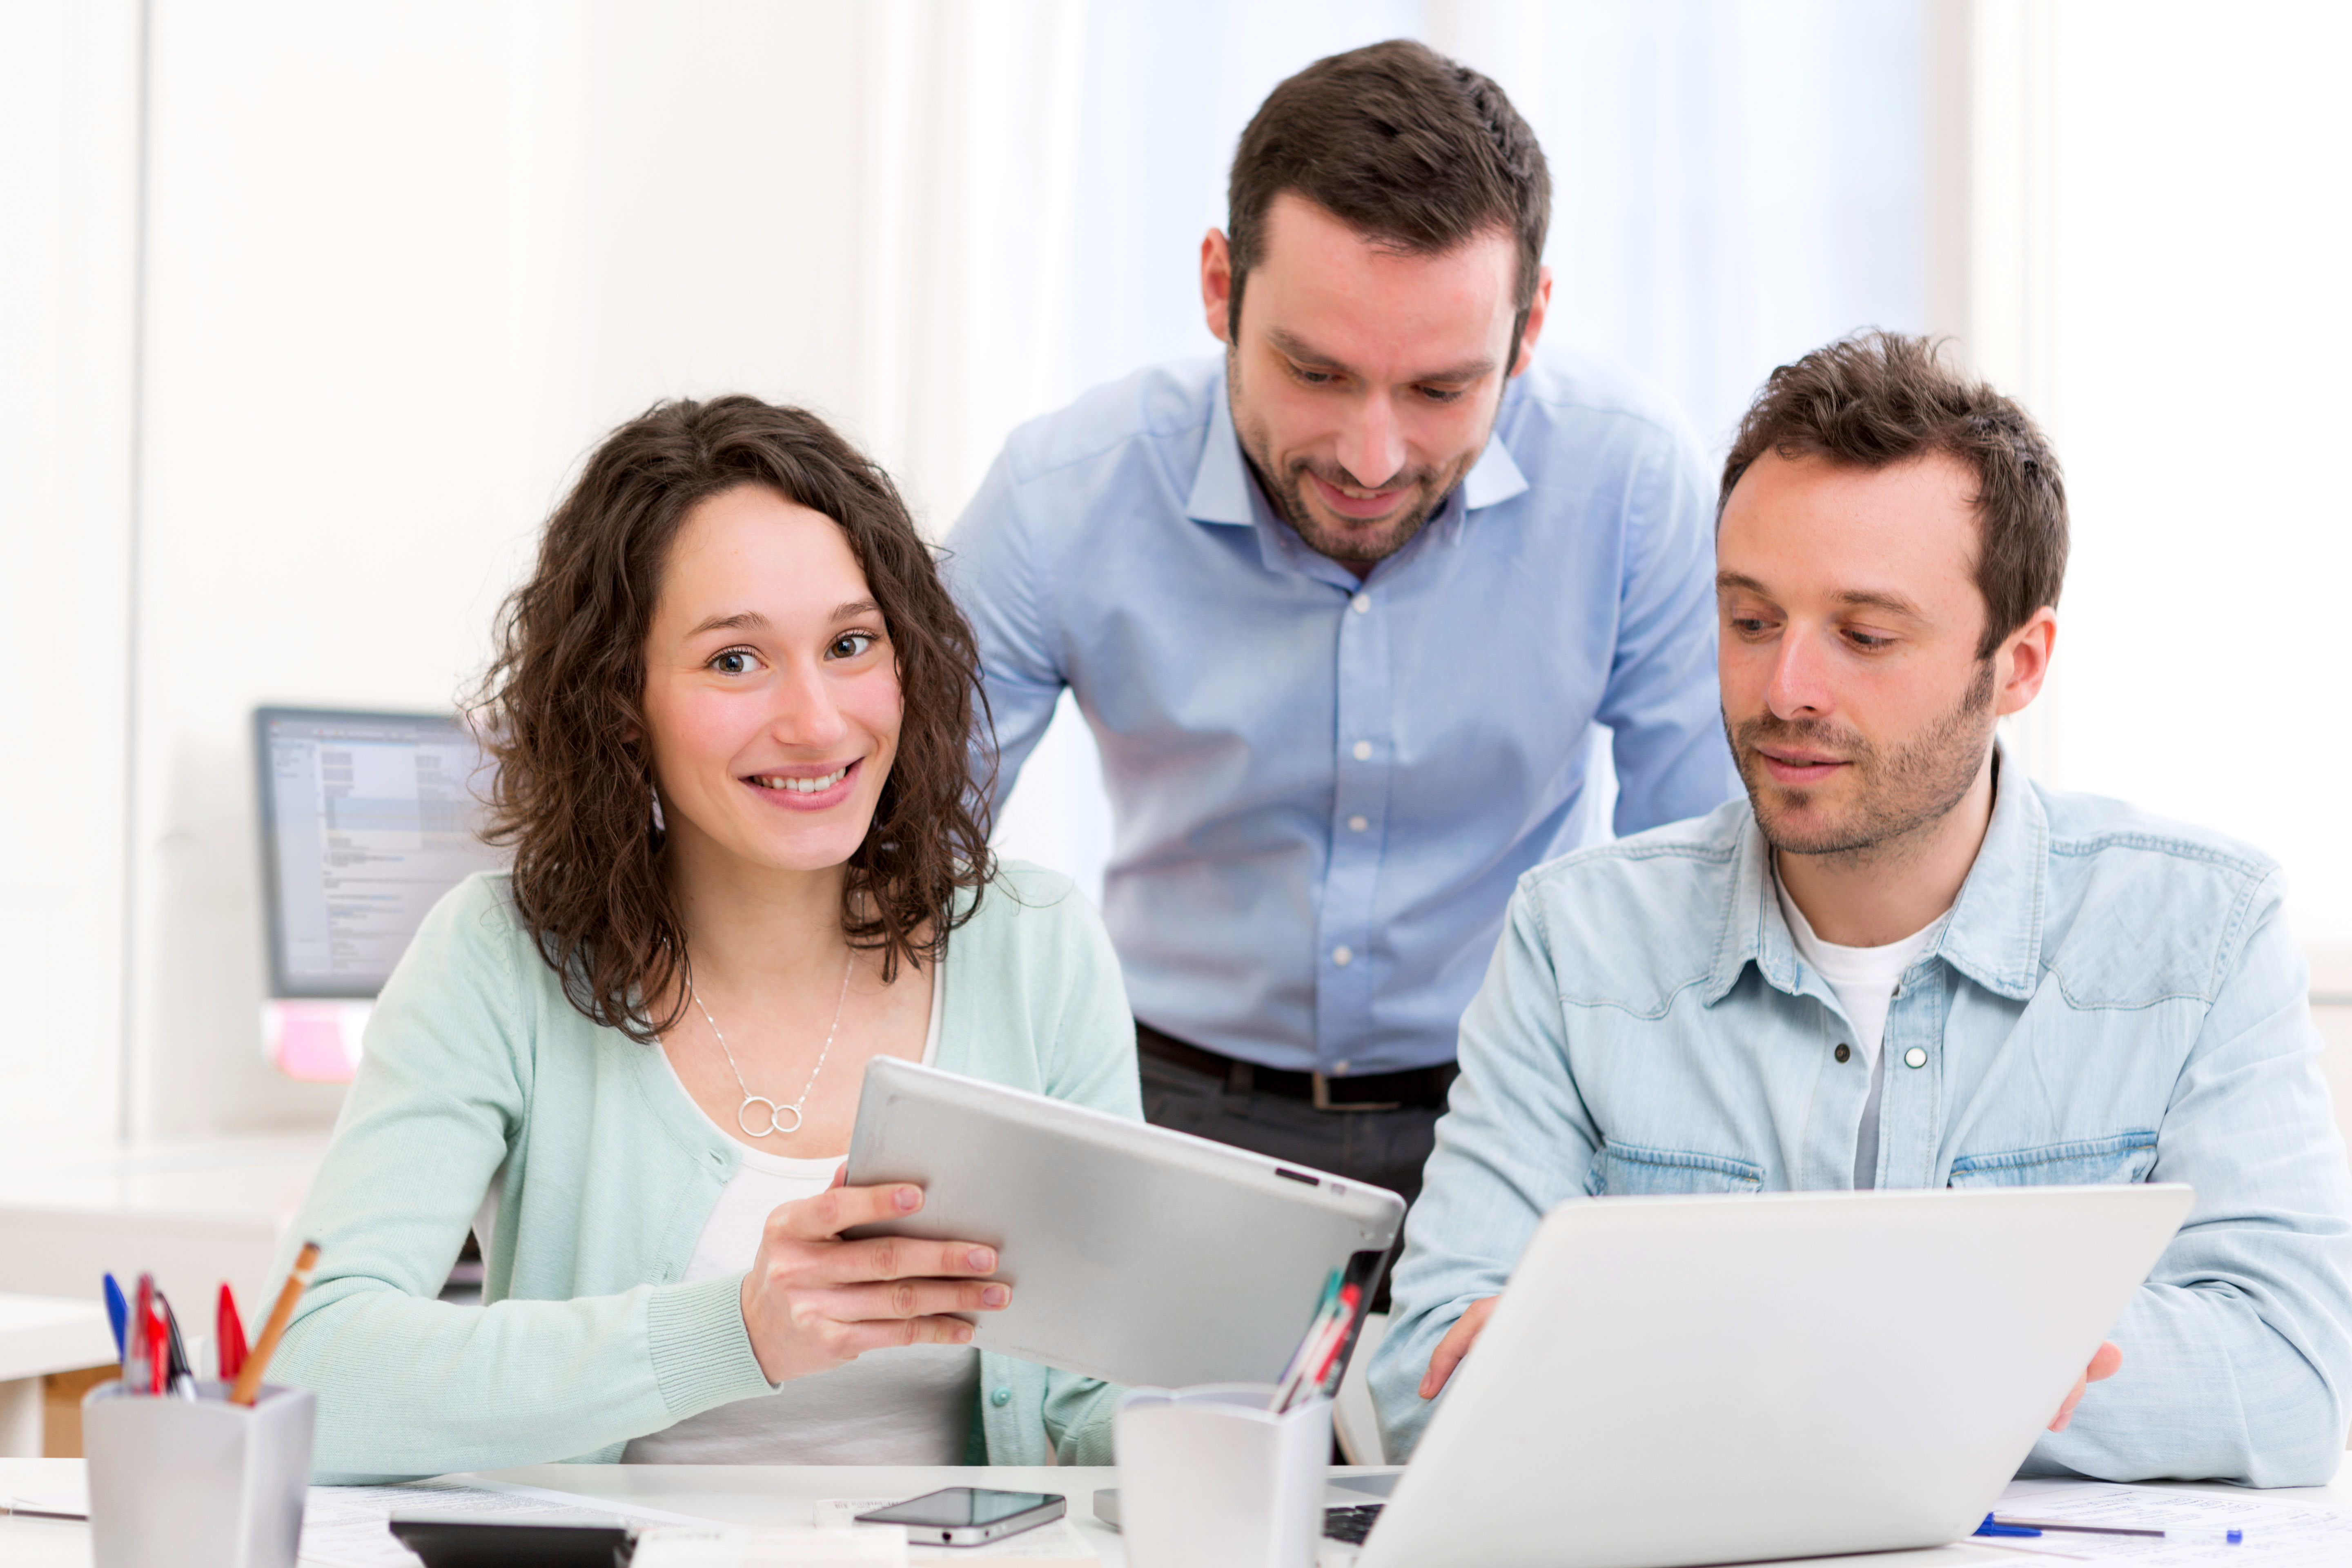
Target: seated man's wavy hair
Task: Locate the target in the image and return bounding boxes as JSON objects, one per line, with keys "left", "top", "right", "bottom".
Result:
{"left": 472, "top": 395, "right": 996, "bottom": 1042}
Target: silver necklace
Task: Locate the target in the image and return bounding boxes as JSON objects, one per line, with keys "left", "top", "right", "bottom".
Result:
{"left": 690, "top": 952, "right": 853, "bottom": 1139}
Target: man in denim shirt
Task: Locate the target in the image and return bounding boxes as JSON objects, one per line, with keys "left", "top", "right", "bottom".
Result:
{"left": 1373, "top": 332, "right": 2352, "bottom": 1485}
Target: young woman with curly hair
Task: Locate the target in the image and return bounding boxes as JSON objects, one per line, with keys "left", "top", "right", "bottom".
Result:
{"left": 271, "top": 396, "right": 1138, "bottom": 1479}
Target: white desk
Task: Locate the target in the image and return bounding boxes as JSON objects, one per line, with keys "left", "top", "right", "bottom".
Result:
{"left": 13, "top": 1456, "right": 2347, "bottom": 1566}
{"left": 0, "top": 1134, "right": 328, "bottom": 1325}
{"left": 0, "top": 1298, "right": 117, "bottom": 1458}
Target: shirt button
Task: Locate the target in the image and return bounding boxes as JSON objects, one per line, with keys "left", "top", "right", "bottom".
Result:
{"left": 1332, "top": 945, "right": 1354, "bottom": 967}
{"left": 1348, "top": 815, "right": 1368, "bottom": 832}
{"left": 1352, "top": 740, "right": 1373, "bottom": 762}
{"left": 990, "top": 1386, "right": 1012, "bottom": 1408}
{"left": 1904, "top": 1047, "right": 1929, "bottom": 1069}
{"left": 1351, "top": 594, "right": 1371, "bottom": 615}
{"left": 1833, "top": 1043, "right": 1851, "bottom": 1064}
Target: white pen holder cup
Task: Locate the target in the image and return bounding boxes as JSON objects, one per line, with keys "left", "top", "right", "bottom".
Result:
{"left": 1114, "top": 1382, "right": 1331, "bottom": 1568}
{"left": 83, "top": 1380, "right": 316, "bottom": 1568}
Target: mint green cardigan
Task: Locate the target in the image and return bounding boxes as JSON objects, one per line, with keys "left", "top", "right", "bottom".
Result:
{"left": 271, "top": 862, "right": 1141, "bottom": 1482}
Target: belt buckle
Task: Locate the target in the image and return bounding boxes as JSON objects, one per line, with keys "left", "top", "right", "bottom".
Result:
{"left": 1311, "top": 1071, "right": 1401, "bottom": 1113}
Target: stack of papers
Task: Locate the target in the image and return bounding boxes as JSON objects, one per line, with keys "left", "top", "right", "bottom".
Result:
{"left": 300, "top": 1480, "right": 687, "bottom": 1566}
{"left": 1982, "top": 1481, "right": 2352, "bottom": 1565}
{"left": 631, "top": 1528, "right": 909, "bottom": 1567}
{"left": 292, "top": 1480, "right": 1100, "bottom": 1567}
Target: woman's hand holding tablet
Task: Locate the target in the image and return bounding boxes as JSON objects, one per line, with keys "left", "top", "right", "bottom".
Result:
{"left": 738, "top": 1167, "right": 1012, "bottom": 1383}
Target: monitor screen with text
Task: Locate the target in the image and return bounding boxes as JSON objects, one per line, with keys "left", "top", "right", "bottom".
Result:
{"left": 256, "top": 707, "right": 508, "bottom": 997}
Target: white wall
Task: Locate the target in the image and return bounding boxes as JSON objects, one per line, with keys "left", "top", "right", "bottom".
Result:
{"left": 6, "top": 1, "right": 2342, "bottom": 1144}
{"left": 117, "top": 0, "right": 933, "bottom": 1136}
{"left": 0, "top": 0, "right": 142, "bottom": 1147}
{"left": 1969, "top": 0, "right": 2352, "bottom": 962}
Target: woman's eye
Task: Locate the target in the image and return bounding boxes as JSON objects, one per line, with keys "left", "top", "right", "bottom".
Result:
{"left": 828, "top": 632, "right": 877, "bottom": 660}
{"left": 710, "top": 649, "right": 755, "bottom": 676}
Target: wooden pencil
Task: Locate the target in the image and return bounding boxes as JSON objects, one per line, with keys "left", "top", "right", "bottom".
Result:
{"left": 229, "top": 1240, "right": 321, "bottom": 1406}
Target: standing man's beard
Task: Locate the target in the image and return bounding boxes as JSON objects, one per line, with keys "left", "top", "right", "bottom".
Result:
{"left": 1729, "top": 658, "right": 1999, "bottom": 865}
{"left": 1227, "top": 352, "right": 1481, "bottom": 570}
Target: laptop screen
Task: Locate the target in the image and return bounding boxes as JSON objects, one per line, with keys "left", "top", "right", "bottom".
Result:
{"left": 254, "top": 706, "right": 508, "bottom": 998}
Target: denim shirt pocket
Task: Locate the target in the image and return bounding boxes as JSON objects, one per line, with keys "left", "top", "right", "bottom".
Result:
{"left": 1947, "top": 1131, "right": 2159, "bottom": 1189}
{"left": 1585, "top": 1142, "right": 1765, "bottom": 1197}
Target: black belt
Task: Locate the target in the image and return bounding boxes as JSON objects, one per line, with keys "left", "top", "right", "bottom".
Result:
{"left": 1136, "top": 1022, "right": 1457, "bottom": 1111}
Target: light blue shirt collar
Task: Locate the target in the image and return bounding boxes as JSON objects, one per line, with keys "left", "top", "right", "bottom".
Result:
{"left": 1184, "top": 371, "right": 1532, "bottom": 572}
{"left": 1706, "top": 743, "right": 2047, "bottom": 1009}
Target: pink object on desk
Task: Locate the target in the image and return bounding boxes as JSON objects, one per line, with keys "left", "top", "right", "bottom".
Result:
{"left": 262, "top": 1001, "right": 369, "bottom": 1082}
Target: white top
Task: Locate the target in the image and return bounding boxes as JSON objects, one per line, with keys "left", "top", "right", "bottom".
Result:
{"left": 622, "top": 960, "right": 979, "bottom": 1464}
{"left": 1773, "top": 871, "right": 1948, "bottom": 1191}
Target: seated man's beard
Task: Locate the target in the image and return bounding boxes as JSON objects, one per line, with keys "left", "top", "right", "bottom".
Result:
{"left": 1732, "top": 658, "right": 1997, "bottom": 861}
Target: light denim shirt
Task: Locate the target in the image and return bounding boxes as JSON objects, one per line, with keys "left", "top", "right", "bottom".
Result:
{"left": 1372, "top": 758, "right": 2352, "bottom": 1485}
{"left": 946, "top": 354, "right": 1739, "bottom": 1075}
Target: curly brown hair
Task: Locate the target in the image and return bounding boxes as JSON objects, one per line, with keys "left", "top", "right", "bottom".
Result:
{"left": 472, "top": 395, "right": 996, "bottom": 1042}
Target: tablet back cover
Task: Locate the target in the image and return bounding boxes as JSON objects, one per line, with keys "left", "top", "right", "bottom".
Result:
{"left": 844, "top": 1056, "right": 1403, "bottom": 1388}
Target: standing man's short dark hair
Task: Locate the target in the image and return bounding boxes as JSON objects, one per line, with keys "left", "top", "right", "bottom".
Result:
{"left": 1225, "top": 40, "right": 1551, "bottom": 354}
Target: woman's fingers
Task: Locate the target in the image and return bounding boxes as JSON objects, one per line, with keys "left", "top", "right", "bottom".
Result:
{"left": 815, "top": 1234, "right": 998, "bottom": 1287}
{"left": 772, "top": 1180, "right": 926, "bottom": 1242}
{"left": 826, "top": 1314, "right": 988, "bottom": 1358}
{"left": 798, "top": 1276, "right": 1012, "bottom": 1325}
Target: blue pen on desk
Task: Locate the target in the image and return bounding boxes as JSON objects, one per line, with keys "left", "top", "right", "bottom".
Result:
{"left": 1978, "top": 1514, "right": 2244, "bottom": 1545}
{"left": 102, "top": 1273, "right": 128, "bottom": 1361}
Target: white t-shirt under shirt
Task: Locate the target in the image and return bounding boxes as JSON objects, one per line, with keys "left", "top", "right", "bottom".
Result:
{"left": 621, "top": 960, "right": 978, "bottom": 1464}
{"left": 1773, "top": 868, "right": 1949, "bottom": 1190}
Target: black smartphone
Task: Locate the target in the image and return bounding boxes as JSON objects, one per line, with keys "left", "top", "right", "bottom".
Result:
{"left": 386, "top": 1517, "right": 632, "bottom": 1567}
{"left": 853, "top": 1487, "right": 1066, "bottom": 1547}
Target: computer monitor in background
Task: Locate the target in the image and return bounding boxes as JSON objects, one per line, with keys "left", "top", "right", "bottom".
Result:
{"left": 254, "top": 706, "right": 508, "bottom": 1080}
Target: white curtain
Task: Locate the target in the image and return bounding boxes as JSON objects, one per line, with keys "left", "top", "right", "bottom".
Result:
{"left": 917, "top": 0, "right": 1949, "bottom": 900}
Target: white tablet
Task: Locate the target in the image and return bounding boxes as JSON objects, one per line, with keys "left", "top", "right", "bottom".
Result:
{"left": 844, "top": 1056, "right": 1404, "bottom": 1390}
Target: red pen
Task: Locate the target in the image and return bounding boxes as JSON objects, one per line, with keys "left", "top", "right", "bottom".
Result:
{"left": 1308, "top": 1284, "right": 1362, "bottom": 1391}
{"left": 131, "top": 1274, "right": 158, "bottom": 1396}
{"left": 217, "top": 1284, "right": 248, "bottom": 1382}
{"left": 146, "top": 1285, "right": 169, "bottom": 1396}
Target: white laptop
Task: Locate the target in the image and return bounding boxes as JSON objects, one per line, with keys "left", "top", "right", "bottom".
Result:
{"left": 1344, "top": 1183, "right": 2192, "bottom": 1568}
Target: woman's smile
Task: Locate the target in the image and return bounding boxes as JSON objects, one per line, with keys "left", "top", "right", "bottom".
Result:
{"left": 743, "top": 759, "right": 860, "bottom": 810}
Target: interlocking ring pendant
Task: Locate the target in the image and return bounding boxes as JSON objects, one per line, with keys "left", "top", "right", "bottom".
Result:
{"left": 737, "top": 1096, "right": 803, "bottom": 1138}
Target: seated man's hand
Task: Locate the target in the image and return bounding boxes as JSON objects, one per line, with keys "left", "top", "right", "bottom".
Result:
{"left": 739, "top": 1168, "right": 1009, "bottom": 1385}
{"left": 1418, "top": 1295, "right": 1500, "bottom": 1399}
{"left": 2049, "top": 1340, "right": 2123, "bottom": 1432}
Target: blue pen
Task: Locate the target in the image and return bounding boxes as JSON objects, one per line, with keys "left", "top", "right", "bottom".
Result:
{"left": 1978, "top": 1513, "right": 2245, "bottom": 1545}
{"left": 102, "top": 1273, "right": 128, "bottom": 1361}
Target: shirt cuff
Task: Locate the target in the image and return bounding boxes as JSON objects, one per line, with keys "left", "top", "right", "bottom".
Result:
{"left": 645, "top": 1272, "right": 776, "bottom": 1416}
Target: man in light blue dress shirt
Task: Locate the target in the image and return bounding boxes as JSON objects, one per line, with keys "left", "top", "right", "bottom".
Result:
{"left": 946, "top": 41, "right": 1737, "bottom": 1237}
{"left": 1374, "top": 332, "right": 2352, "bottom": 1484}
